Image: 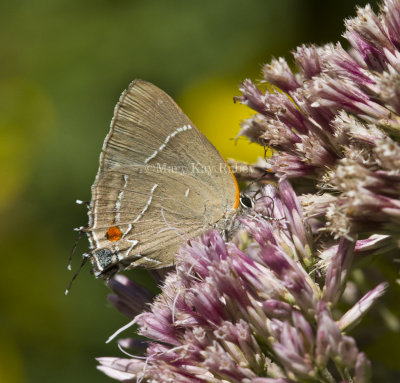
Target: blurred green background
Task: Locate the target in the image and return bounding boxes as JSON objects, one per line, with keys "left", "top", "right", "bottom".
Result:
{"left": 2, "top": 1, "right": 399, "bottom": 382}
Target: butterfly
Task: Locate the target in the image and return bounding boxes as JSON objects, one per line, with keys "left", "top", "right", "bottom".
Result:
{"left": 76, "top": 80, "right": 248, "bottom": 279}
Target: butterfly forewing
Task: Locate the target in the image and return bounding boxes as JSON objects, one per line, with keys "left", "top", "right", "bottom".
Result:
{"left": 87, "top": 80, "right": 239, "bottom": 277}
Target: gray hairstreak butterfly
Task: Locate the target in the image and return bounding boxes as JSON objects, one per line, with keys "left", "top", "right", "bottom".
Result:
{"left": 74, "top": 79, "right": 250, "bottom": 283}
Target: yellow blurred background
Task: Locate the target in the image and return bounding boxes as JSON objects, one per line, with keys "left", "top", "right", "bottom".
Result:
{"left": 3, "top": 1, "right": 397, "bottom": 383}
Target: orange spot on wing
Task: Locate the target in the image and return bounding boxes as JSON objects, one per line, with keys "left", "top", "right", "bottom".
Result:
{"left": 224, "top": 160, "right": 240, "bottom": 210}
{"left": 106, "top": 226, "right": 123, "bottom": 242}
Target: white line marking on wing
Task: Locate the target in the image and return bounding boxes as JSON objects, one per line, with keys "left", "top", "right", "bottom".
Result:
{"left": 115, "top": 174, "right": 129, "bottom": 223}
{"left": 144, "top": 125, "right": 192, "bottom": 163}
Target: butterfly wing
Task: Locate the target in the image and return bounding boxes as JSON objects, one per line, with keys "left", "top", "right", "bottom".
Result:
{"left": 87, "top": 80, "right": 239, "bottom": 276}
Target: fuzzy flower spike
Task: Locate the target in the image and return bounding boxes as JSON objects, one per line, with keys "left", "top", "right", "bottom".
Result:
{"left": 237, "top": 0, "right": 400, "bottom": 244}
{"left": 97, "top": 180, "right": 386, "bottom": 383}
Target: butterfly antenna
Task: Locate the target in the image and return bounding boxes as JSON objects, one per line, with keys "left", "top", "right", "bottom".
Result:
{"left": 65, "top": 254, "right": 89, "bottom": 295}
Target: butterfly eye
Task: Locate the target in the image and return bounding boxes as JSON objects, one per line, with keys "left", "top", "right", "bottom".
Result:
{"left": 240, "top": 195, "right": 254, "bottom": 209}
